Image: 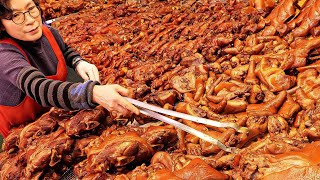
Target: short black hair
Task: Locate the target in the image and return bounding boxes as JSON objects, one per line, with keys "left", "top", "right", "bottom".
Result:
{"left": 0, "top": 0, "right": 40, "bottom": 39}
{"left": 0, "top": 0, "right": 40, "bottom": 18}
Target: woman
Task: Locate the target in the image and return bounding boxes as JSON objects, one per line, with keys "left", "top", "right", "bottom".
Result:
{"left": 0, "top": 0, "right": 139, "bottom": 137}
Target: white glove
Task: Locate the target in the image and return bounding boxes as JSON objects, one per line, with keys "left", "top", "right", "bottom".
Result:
{"left": 75, "top": 60, "right": 100, "bottom": 82}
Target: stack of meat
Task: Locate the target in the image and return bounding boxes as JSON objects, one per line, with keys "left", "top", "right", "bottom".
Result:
{"left": 0, "top": 108, "right": 107, "bottom": 179}
{"left": 2, "top": 0, "right": 320, "bottom": 179}
{"left": 39, "top": 0, "right": 106, "bottom": 19}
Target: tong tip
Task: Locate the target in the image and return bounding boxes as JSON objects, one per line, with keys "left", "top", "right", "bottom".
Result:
{"left": 225, "top": 147, "right": 237, "bottom": 153}
{"left": 226, "top": 123, "right": 249, "bottom": 134}
{"left": 237, "top": 127, "right": 249, "bottom": 134}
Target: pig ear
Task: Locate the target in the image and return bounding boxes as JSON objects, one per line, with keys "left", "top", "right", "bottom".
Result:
{"left": 50, "top": 149, "right": 62, "bottom": 167}
{"left": 116, "top": 156, "right": 135, "bottom": 167}
{"left": 85, "top": 121, "right": 100, "bottom": 130}
{"left": 151, "top": 144, "right": 164, "bottom": 151}
{"left": 31, "top": 171, "right": 43, "bottom": 180}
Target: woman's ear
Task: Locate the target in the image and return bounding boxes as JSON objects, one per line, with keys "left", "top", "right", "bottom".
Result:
{"left": 0, "top": 23, "right": 6, "bottom": 38}
{"left": 0, "top": 21, "right": 6, "bottom": 31}
{"left": 0, "top": 21, "right": 4, "bottom": 31}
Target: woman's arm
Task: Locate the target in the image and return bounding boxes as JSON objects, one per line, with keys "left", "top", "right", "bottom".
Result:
{"left": 17, "top": 66, "right": 139, "bottom": 115}
{"left": 17, "top": 66, "right": 98, "bottom": 110}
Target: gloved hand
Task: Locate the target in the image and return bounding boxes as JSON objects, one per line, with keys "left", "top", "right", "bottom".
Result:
{"left": 92, "top": 84, "right": 140, "bottom": 116}
{"left": 75, "top": 60, "right": 100, "bottom": 82}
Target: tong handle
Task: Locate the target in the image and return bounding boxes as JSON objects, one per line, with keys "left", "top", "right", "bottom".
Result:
{"left": 45, "top": 12, "right": 80, "bottom": 25}
{"left": 139, "top": 108, "right": 234, "bottom": 152}
{"left": 126, "top": 97, "right": 247, "bottom": 133}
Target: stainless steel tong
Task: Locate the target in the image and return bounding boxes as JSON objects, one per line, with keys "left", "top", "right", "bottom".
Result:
{"left": 126, "top": 97, "right": 249, "bottom": 153}
{"left": 45, "top": 12, "right": 80, "bottom": 25}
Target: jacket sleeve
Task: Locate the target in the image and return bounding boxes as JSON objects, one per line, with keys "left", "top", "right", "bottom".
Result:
{"left": 16, "top": 66, "right": 99, "bottom": 110}
{"left": 0, "top": 42, "right": 98, "bottom": 110}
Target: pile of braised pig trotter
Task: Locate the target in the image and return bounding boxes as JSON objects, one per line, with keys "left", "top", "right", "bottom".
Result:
{"left": 39, "top": 0, "right": 106, "bottom": 19}
{"left": 1, "top": 0, "right": 320, "bottom": 179}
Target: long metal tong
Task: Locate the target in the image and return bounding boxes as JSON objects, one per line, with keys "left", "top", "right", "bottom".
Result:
{"left": 126, "top": 97, "right": 249, "bottom": 153}
{"left": 45, "top": 12, "right": 80, "bottom": 25}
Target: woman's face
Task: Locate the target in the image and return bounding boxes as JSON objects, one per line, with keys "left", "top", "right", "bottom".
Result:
{"left": 1, "top": 0, "right": 42, "bottom": 41}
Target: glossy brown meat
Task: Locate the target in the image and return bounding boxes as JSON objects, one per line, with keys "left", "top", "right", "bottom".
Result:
{"left": 59, "top": 108, "right": 106, "bottom": 136}
{"left": 175, "top": 102, "right": 207, "bottom": 118}
{"left": 174, "top": 158, "right": 228, "bottom": 180}
{"left": 255, "top": 58, "right": 296, "bottom": 92}
{"left": 0, "top": 152, "right": 12, "bottom": 170}
{"left": 49, "top": 108, "right": 79, "bottom": 120}
{"left": 86, "top": 131, "right": 154, "bottom": 173}
{"left": 299, "top": 106, "right": 320, "bottom": 140}
{"left": 237, "top": 115, "right": 268, "bottom": 148}
{"left": 126, "top": 151, "right": 228, "bottom": 179}
{"left": 278, "top": 94, "right": 300, "bottom": 119}
{"left": 200, "top": 129, "right": 235, "bottom": 155}
{"left": 0, "top": 154, "right": 25, "bottom": 180}
{"left": 72, "top": 136, "right": 99, "bottom": 159}
{"left": 23, "top": 128, "right": 73, "bottom": 178}
{"left": 2, "top": 126, "right": 23, "bottom": 153}
{"left": 267, "top": 115, "right": 289, "bottom": 136}
{"left": 39, "top": 0, "right": 97, "bottom": 19}
{"left": 248, "top": 84, "right": 265, "bottom": 104}
{"left": 260, "top": 141, "right": 320, "bottom": 179}
{"left": 249, "top": 0, "right": 277, "bottom": 10}
{"left": 296, "top": 68, "right": 320, "bottom": 101}
{"left": 141, "top": 125, "right": 178, "bottom": 151}
{"left": 19, "top": 112, "right": 57, "bottom": 149}
{"left": 291, "top": 0, "right": 320, "bottom": 37}
{"left": 170, "top": 67, "right": 196, "bottom": 93}
{"left": 244, "top": 60, "right": 259, "bottom": 85}
{"left": 310, "top": 26, "right": 320, "bottom": 36}
{"left": 263, "top": 166, "right": 320, "bottom": 180}
{"left": 143, "top": 90, "right": 181, "bottom": 106}
{"left": 231, "top": 136, "right": 311, "bottom": 179}
{"left": 151, "top": 65, "right": 185, "bottom": 89}
{"left": 194, "top": 77, "right": 206, "bottom": 101}
{"left": 246, "top": 91, "right": 287, "bottom": 116}
{"left": 295, "top": 88, "right": 315, "bottom": 110}
{"left": 73, "top": 159, "right": 90, "bottom": 179}
{"left": 258, "top": 0, "right": 297, "bottom": 36}
{"left": 281, "top": 37, "right": 320, "bottom": 70}
{"left": 126, "top": 60, "right": 175, "bottom": 83}
{"left": 287, "top": 0, "right": 316, "bottom": 30}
